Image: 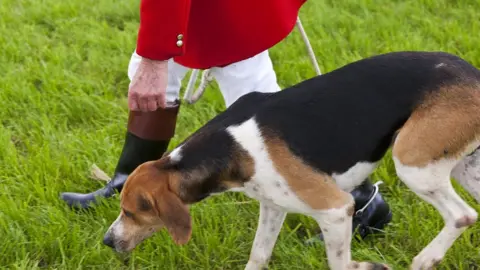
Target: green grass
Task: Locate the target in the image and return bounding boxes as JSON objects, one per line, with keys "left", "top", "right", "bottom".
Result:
{"left": 1, "top": 0, "right": 480, "bottom": 269}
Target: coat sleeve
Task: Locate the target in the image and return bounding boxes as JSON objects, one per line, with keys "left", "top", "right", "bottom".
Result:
{"left": 135, "top": 0, "right": 191, "bottom": 61}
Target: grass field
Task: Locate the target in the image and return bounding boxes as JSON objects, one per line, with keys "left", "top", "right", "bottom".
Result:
{"left": 1, "top": 0, "right": 480, "bottom": 269}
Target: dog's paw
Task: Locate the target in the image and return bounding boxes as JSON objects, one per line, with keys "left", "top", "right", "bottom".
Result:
{"left": 410, "top": 246, "right": 444, "bottom": 270}
{"left": 411, "top": 255, "right": 442, "bottom": 270}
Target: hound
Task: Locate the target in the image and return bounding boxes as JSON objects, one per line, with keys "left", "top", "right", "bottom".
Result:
{"left": 102, "top": 51, "right": 480, "bottom": 270}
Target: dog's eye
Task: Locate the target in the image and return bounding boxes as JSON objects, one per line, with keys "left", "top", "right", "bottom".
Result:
{"left": 123, "top": 209, "right": 135, "bottom": 219}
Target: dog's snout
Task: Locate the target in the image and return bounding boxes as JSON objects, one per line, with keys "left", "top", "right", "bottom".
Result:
{"left": 103, "top": 233, "right": 115, "bottom": 249}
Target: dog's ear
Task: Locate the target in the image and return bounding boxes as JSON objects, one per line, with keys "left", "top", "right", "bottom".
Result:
{"left": 155, "top": 189, "right": 192, "bottom": 245}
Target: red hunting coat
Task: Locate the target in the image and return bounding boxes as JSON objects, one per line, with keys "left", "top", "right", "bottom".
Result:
{"left": 136, "top": 0, "right": 307, "bottom": 69}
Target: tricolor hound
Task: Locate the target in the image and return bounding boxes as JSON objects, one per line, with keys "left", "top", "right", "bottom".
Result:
{"left": 103, "top": 51, "right": 480, "bottom": 270}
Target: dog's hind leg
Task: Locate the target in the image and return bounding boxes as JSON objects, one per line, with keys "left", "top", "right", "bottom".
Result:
{"left": 245, "top": 202, "right": 286, "bottom": 270}
{"left": 393, "top": 156, "right": 478, "bottom": 270}
{"left": 391, "top": 84, "right": 480, "bottom": 269}
{"left": 393, "top": 134, "right": 479, "bottom": 270}
{"left": 452, "top": 146, "right": 480, "bottom": 202}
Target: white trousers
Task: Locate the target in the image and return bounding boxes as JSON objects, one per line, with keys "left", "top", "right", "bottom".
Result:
{"left": 127, "top": 50, "right": 281, "bottom": 108}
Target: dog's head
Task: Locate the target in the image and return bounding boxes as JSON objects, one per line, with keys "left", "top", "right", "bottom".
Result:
{"left": 103, "top": 158, "right": 191, "bottom": 253}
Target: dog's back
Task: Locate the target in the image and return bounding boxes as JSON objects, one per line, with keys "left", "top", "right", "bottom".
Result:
{"left": 254, "top": 52, "right": 479, "bottom": 172}
{"left": 186, "top": 51, "right": 480, "bottom": 175}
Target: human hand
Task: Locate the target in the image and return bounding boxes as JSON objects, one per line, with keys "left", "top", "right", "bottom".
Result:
{"left": 128, "top": 58, "right": 168, "bottom": 111}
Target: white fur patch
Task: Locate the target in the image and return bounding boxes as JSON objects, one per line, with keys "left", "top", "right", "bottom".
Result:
{"left": 109, "top": 215, "right": 124, "bottom": 237}
{"left": 226, "top": 117, "right": 314, "bottom": 213}
{"left": 333, "top": 162, "right": 378, "bottom": 192}
{"left": 168, "top": 145, "right": 183, "bottom": 162}
{"left": 104, "top": 214, "right": 125, "bottom": 252}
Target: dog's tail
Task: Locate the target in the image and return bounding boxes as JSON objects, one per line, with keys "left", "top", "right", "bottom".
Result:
{"left": 451, "top": 146, "right": 480, "bottom": 203}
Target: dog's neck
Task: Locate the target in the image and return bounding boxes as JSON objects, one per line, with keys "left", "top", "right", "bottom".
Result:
{"left": 168, "top": 161, "right": 231, "bottom": 205}
{"left": 165, "top": 130, "right": 249, "bottom": 205}
{"left": 162, "top": 152, "right": 222, "bottom": 206}
{"left": 165, "top": 167, "right": 215, "bottom": 205}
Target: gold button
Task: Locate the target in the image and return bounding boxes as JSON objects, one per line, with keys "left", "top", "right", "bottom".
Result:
{"left": 176, "top": 40, "right": 183, "bottom": 47}
{"left": 177, "top": 34, "right": 183, "bottom": 40}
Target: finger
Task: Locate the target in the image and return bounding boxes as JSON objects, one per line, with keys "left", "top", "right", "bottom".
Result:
{"left": 147, "top": 98, "right": 158, "bottom": 111}
{"left": 157, "top": 94, "right": 166, "bottom": 109}
{"left": 128, "top": 92, "right": 140, "bottom": 111}
{"left": 129, "top": 99, "right": 139, "bottom": 111}
{"left": 138, "top": 96, "right": 150, "bottom": 112}
{"left": 138, "top": 100, "right": 147, "bottom": 112}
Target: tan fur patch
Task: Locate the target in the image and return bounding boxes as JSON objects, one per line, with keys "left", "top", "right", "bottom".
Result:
{"left": 393, "top": 84, "right": 480, "bottom": 167}
{"left": 231, "top": 143, "right": 255, "bottom": 180}
{"left": 347, "top": 204, "right": 355, "bottom": 216}
{"left": 262, "top": 130, "right": 352, "bottom": 210}
{"left": 222, "top": 180, "right": 244, "bottom": 189}
{"left": 218, "top": 142, "right": 255, "bottom": 188}
{"left": 163, "top": 142, "right": 254, "bottom": 203}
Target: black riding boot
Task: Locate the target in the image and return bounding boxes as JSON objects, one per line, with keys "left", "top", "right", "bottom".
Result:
{"left": 350, "top": 179, "right": 392, "bottom": 239}
{"left": 60, "top": 102, "right": 180, "bottom": 209}
{"left": 307, "top": 179, "right": 392, "bottom": 243}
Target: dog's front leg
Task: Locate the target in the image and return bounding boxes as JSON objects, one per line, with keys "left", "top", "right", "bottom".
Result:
{"left": 245, "top": 202, "right": 286, "bottom": 270}
{"left": 313, "top": 202, "right": 355, "bottom": 270}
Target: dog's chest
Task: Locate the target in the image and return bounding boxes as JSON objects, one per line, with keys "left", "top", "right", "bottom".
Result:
{"left": 227, "top": 148, "right": 313, "bottom": 213}
{"left": 237, "top": 176, "right": 311, "bottom": 213}
{"left": 226, "top": 118, "right": 314, "bottom": 213}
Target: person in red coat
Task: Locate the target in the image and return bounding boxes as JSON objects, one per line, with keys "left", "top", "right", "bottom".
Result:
{"left": 60, "top": 0, "right": 392, "bottom": 240}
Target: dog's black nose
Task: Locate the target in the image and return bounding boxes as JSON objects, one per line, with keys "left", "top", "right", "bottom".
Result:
{"left": 103, "top": 234, "right": 115, "bottom": 248}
